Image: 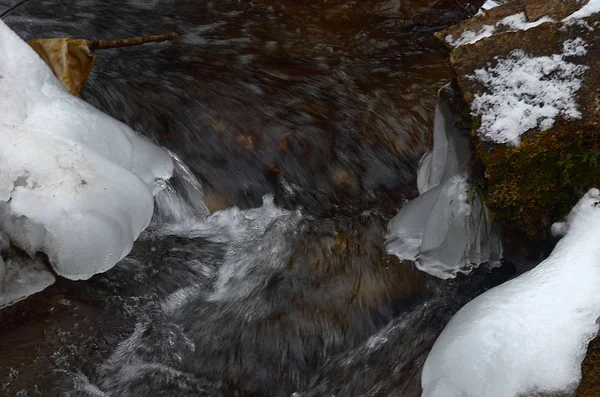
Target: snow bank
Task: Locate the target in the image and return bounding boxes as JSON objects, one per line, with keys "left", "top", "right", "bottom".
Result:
{"left": 0, "top": 20, "right": 173, "bottom": 298}
{"left": 422, "top": 188, "right": 600, "bottom": 397}
{"left": 446, "top": 13, "right": 553, "bottom": 47}
{"left": 386, "top": 87, "right": 502, "bottom": 279}
{"left": 470, "top": 39, "right": 589, "bottom": 144}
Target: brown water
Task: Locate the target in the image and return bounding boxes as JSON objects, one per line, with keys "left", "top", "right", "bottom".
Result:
{"left": 0, "top": 1, "right": 516, "bottom": 396}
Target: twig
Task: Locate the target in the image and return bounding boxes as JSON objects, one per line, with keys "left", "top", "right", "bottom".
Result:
{"left": 89, "top": 32, "right": 178, "bottom": 51}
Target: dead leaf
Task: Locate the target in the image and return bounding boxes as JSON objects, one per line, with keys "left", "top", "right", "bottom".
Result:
{"left": 27, "top": 38, "right": 96, "bottom": 97}
{"left": 27, "top": 33, "right": 177, "bottom": 97}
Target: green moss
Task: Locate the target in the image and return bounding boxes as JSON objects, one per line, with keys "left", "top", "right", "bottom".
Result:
{"left": 476, "top": 126, "right": 600, "bottom": 243}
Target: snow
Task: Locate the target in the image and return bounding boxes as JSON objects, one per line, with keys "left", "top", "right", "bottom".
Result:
{"left": 445, "top": 25, "right": 496, "bottom": 47}
{"left": 564, "top": 0, "right": 600, "bottom": 21}
{"left": 422, "top": 188, "right": 600, "bottom": 397}
{"left": 478, "top": 0, "right": 502, "bottom": 13}
{"left": 446, "top": 13, "right": 553, "bottom": 47}
{"left": 386, "top": 87, "right": 502, "bottom": 279}
{"left": 470, "top": 40, "right": 589, "bottom": 144}
{"left": 0, "top": 20, "right": 173, "bottom": 300}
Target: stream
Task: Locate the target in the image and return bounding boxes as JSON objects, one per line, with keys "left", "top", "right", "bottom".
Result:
{"left": 0, "top": 0, "right": 516, "bottom": 396}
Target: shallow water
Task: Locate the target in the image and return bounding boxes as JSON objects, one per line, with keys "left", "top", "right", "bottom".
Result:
{"left": 0, "top": 1, "right": 517, "bottom": 396}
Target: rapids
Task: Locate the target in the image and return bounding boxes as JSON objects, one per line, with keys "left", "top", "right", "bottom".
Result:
{"left": 0, "top": 1, "right": 516, "bottom": 396}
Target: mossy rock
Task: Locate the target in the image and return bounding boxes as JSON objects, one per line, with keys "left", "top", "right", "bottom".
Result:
{"left": 437, "top": 1, "right": 600, "bottom": 247}
{"left": 477, "top": 124, "right": 600, "bottom": 243}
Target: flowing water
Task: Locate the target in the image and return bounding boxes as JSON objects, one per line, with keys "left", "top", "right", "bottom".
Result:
{"left": 0, "top": 0, "right": 516, "bottom": 396}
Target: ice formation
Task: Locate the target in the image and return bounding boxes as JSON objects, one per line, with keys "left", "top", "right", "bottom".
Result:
{"left": 446, "top": 13, "right": 553, "bottom": 47}
{"left": 0, "top": 21, "right": 173, "bottom": 304}
{"left": 422, "top": 188, "right": 600, "bottom": 397}
{"left": 386, "top": 87, "right": 502, "bottom": 279}
{"left": 470, "top": 39, "right": 589, "bottom": 144}
{"left": 0, "top": 254, "right": 56, "bottom": 308}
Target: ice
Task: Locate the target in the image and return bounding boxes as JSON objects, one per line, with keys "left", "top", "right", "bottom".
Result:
{"left": 446, "top": 13, "right": 553, "bottom": 47}
{"left": 386, "top": 86, "right": 502, "bottom": 279}
{"left": 422, "top": 188, "right": 600, "bottom": 397}
{"left": 416, "top": 97, "right": 471, "bottom": 194}
{"left": 470, "top": 41, "right": 589, "bottom": 144}
{"left": 0, "top": 255, "right": 55, "bottom": 309}
{"left": 0, "top": 20, "right": 173, "bottom": 300}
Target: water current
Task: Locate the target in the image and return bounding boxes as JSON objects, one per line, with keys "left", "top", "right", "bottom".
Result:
{"left": 0, "top": 0, "right": 516, "bottom": 396}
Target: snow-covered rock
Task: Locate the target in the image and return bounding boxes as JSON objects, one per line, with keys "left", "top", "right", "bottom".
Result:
{"left": 422, "top": 188, "right": 600, "bottom": 397}
{"left": 435, "top": 0, "right": 600, "bottom": 243}
{"left": 0, "top": 20, "right": 173, "bottom": 304}
{"left": 470, "top": 38, "right": 588, "bottom": 144}
{"left": 446, "top": 12, "right": 553, "bottom": 48}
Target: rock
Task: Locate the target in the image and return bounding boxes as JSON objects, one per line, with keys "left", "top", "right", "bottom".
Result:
{"left": 578, "top": 335, "right": 600, "bottom": 396}
{"left": 437, "top": 0, "right": 526, "bottom": 49}
{"left": 437, "top": 0, "right": 600, "bottom": 246}
{"left": 524, "top": 0, "right": 586, "bottom": 21}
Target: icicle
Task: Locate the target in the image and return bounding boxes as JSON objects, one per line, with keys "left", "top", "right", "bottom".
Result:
{"left": 386, "top": 85, "right": 502, "bottom": 279}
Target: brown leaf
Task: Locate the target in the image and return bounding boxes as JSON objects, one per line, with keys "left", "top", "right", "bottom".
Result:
{"left": 27, "top": 38, "right": 96, "bottom": 97}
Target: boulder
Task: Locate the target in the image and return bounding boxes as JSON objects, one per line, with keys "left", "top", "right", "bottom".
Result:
{"left": 438, "top": 0, "right": 600, "bottom": 249}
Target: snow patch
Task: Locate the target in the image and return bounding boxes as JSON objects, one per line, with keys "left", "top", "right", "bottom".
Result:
{"left": 564, "top": 0, "right": 600, "bottom": 21}
{"left": 478, "top": 0, "right": 502, "bottom": 14}
{"left": 0, "top": 20, "right": 174, "bottom": 301}
{"left": 470, "top": 40, "right": 588, "bottom": 144}
{"left": 422, "top": 188, "right": 600, "bottom": 397}
{"left": 446, "top": 13, "right": 553, "bottom": 47}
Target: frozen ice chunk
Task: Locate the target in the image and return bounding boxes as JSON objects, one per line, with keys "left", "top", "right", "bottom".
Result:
{"left": 388, "top": 173, "right": 501, "bottom": 279}
{"left": 422, "top": 188, "right": 600, "bottom": 397}
{"left": 0, "top": 254, "right": 55, "bottom": 308}
{"left": 387, "top": 86, "right": 502, "bottom": 279}
{"left": 387, "top": 183, "right": 444, "bottom": 262}
{"left": 0, "top": 19, "right": 174, "bottom": 289}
